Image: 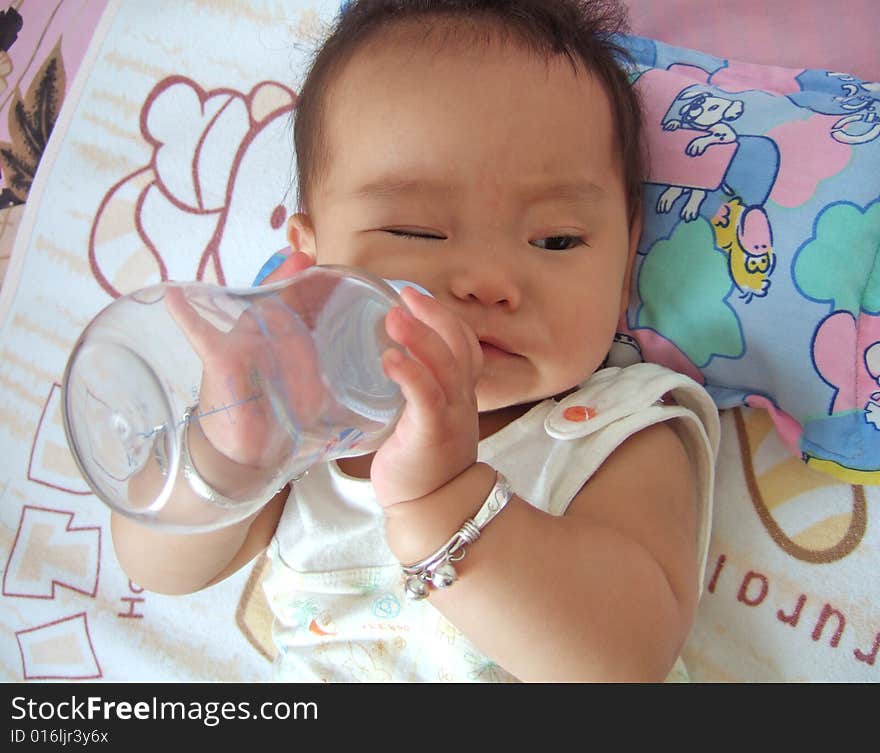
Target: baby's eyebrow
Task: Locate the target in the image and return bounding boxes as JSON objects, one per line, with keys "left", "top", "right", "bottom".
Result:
{"left": 348, "top": 175, "right": 607, "bottom": 206}
{"left": 349, "top": 176, "right": 448, "bottom": 201}
{"left": 519, "top": 181, "right": 607, "bottom": 206}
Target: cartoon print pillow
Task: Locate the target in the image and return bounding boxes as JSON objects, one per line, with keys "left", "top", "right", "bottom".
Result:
{"left": 611, "top": 35, "right": 880, "bottom": 484}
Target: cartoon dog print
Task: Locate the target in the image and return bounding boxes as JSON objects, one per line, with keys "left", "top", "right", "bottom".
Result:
{"left": 657, "top": 88, "right": 745, "bottom": 221}
{"left": 862, "top": 341, "right": 880, "bottom": 429}
{"left": 789, "top": 71, "right": 880, "bottom": 146}
{"left": 827, "top": 72, "right": 880, "bottom": 145}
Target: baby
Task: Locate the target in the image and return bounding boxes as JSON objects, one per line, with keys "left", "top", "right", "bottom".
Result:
{"left": 111, "top": 0, "right": 719, "bottom": 682}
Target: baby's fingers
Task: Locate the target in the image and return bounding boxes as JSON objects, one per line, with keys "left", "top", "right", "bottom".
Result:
{"left": 381, "top": 347, "right": 448, "bottom": 426}
{"left": 385, "top": 305, "right": 466, "bottom": 404}
{"left": 165, "top": 285, "right": 223, "bottom": 359}
{"left": 398, "top": 288, "right": 482, "bottom": 386}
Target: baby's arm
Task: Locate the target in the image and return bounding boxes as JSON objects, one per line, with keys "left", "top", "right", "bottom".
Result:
{"left": 109, "top": 252, "right": 315, "bottom": 595}
{"left": 111, "top": 405, "right": 287, "bottom": 594}
{"left": 110, "top": 485, "right": 285, "bottom": 595}
{"left": 385, "top": 421, "right": 698, "bottom": 682}
{"left": 377, "top": 288, "right": 699, "bottom": 681}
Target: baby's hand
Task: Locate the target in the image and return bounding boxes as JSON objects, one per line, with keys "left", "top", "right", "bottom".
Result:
{"left": 165, "top": 252, "right": 320, "bottom": 469}
{"left": 370, "top": 288, "right": 483, "bottom": 507}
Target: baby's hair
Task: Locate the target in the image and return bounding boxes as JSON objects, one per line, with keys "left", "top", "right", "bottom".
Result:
{"left": 293, "top": 0, "right": 645, "bottom": 222}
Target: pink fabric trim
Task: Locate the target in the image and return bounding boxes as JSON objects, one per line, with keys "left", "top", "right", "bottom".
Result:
{"left": 627, "top": 0, "right": 879, "bottom": 81}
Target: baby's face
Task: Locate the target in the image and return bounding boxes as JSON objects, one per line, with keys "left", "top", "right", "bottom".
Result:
{"left": 291, "top": 26, "right": 639, "bottom": 411}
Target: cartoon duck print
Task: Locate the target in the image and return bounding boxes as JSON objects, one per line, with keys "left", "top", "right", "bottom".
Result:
{"left": 711, "top": 196, "right": 776, "bottom": 301}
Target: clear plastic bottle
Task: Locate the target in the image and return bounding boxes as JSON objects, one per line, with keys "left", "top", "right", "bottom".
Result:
{"left": 61, "top": 266, "right": 425, "bottom": 532}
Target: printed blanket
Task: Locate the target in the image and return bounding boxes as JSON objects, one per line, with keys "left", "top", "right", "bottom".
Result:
{"left": 0, "top": 0, "right": 876, "bottom": 682}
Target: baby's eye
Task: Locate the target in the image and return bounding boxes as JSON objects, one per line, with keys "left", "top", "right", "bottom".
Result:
{"left": 384, "top": 228, "right": 446, "bottom": 240}
{"left": 530, "top": 235, "right": 585, "bottom": 252}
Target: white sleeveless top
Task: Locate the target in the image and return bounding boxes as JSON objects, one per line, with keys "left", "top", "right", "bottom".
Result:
{"left": 263, "top": 363, "right": 719, "bottom": 682}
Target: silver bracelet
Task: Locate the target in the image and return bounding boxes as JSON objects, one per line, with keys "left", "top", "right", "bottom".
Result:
{"left": 402, "top": 470, "right": 513, "bottom": 600}
{"left": 179, "top": 404, "right": 243, "bottom": 508}
{"left": 179, "top": 403, "right": 301, "bottom": 509}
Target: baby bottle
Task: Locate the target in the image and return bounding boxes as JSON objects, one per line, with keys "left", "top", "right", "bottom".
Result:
{"left": 61, "top": 265, "right": 424, "bottom": 532}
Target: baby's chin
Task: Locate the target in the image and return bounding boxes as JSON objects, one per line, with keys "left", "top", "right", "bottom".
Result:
{"left": 477, "top": 378, "right": 591, "bottom": 414}
{"left": 476, "top": 356, "right": 598, "bottom": 413}
{"left": 476, "top": 384, "right": 550, "bottom": 414}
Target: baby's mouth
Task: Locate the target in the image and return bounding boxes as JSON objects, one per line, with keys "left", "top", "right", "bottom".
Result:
{"left": 478, "top": 337, "right": 519, "bottom": 359}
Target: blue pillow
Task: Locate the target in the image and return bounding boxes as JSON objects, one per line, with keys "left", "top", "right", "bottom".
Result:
{"left": 612, "top": 35, "right": 880, "bottom": 483}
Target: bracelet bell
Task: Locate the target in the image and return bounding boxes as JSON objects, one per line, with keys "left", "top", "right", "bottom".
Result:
{"left": 401, "top": 471, "right": 512, "bottom": 601}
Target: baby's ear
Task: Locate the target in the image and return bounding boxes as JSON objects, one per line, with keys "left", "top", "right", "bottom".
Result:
{"left": 287, "top": 212, "right": 317, "bottom": 260}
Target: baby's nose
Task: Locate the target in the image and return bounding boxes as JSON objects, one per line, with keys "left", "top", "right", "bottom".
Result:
{"left": 448, "top": 259, "right": 521, "bottom": 309}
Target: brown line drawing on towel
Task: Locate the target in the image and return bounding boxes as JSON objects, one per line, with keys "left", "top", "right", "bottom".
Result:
{"left": 733, "top": 407, "right": 867, "bottom": 563}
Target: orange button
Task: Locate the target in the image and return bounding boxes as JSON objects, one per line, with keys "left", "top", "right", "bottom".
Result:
{"left": 563, "top": 405, "right": 596, "bottom": 422}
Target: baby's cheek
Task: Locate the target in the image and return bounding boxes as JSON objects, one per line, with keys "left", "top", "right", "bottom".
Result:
{"left": 324, "top": 234, "right": 398, "bottom": 274}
